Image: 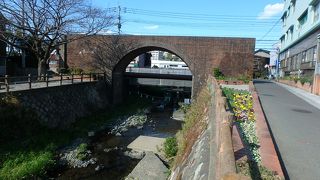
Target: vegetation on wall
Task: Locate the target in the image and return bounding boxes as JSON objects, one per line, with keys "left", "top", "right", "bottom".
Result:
{"left": 213, "top": 68, "right": 251, "bottom": 83}
{"left": 174, "top": 87, "right": 211, "bottom": 167}
{"left": 281, "top": 76, "right": 313, "bottom": 85}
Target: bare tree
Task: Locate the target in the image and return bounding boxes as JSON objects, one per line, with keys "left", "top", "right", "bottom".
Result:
{"left": 85, "top": 35, "right": 133, "bottom": 83}
{"left": 0, "top": 0, "right": 114, "bottom": 76}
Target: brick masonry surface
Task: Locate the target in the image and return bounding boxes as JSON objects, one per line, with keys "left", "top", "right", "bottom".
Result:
{"left": 66, "top": 35, "right": 255, "bottom": 103}
{"left": 0, "top": 82, "right": 110, "bottom": 128}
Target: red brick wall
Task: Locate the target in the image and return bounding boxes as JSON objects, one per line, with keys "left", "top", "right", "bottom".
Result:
{"left": 66, "top": 35, "right": 255, "bottom": 100}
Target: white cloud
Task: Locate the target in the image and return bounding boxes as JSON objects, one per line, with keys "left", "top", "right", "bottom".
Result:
{"left": 258, "top": 3, "right": 284, "bottom": 19}
{"left": 97, "top": 29, "right": 116, "bottom": 35}
{"left": 144, "top": 25, "right": 159, "bottom": 30}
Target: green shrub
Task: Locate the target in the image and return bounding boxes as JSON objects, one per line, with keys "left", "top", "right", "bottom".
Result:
{"left": 76, "top": 143, "right": 88, "bottom": 160}
{"left": 70, "top": 68, "right": 84, "bottom": 75}
{"left": 178, "top": 102, "right": 190, "bottom": 113}
{"left": 300, "top": 76, "right": 313, "bottom": 85}
{"left": 237, "top": 75, "right": 251, "bottom": 84}
{"left": 163, "top": 137, "right": 178, "bottom": 158}
{"left": 213, "top": 68, "right": 224, "bottom": 78}
{"left": 58, "top": 68, "right": 70, "bottom": 74}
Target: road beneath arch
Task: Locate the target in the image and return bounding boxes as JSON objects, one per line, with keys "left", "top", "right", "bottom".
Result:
{"left": 254, "top": 80, "right": 320, "bottom": 180}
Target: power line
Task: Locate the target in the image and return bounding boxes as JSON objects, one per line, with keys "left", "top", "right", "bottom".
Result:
{"left": 258, "top": 18, "right": 281, "bottom": 41}
{"left": 124, "top": 7, "right": 280, "bottom": 20}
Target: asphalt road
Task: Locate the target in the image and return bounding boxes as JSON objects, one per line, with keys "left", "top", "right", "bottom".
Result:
{"left": 254, "top": 80, "right": 320, "bottom": 180}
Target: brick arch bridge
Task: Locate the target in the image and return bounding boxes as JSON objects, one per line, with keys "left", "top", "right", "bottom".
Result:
{"left": 66, "top": 35, "right": 255, "bottom": 104}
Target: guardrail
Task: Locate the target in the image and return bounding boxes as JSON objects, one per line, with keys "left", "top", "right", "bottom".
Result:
{"left": 0, "top": 72, "right": 106, "bottom": 93}
{"left": 126, "top": 67, "right": 192, "bottom": 75}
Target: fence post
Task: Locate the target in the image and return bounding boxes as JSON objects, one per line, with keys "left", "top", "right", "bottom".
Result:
{"left": 89, "top": 73, "right": 92, "bottom": 82}
{"left": 71, "top": 74, "right": 74, "bottom": 84}
{"left": 28, "top": 74, "right": 31, "bottom": 89}
{"left": 5, "top": 75, "right": 9, "bottom": 92}
{"left": 46, "top": 74, "right": 49, "bottom": 87}
{"left": 60, "top": 73, "right": 63, "bottom": 85}
{"left": 81, "top": 73, "right": 83, "bottom": 83}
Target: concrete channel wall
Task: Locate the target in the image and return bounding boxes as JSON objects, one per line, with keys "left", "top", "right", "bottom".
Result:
{"left": 209, "top": 76, "right": 238, "bottom": 179}
{"left": 170, "top": 76, "right": 238, "bottom": 180}
{"left": 0, "top": 81, "right": 110, "bottom": 128}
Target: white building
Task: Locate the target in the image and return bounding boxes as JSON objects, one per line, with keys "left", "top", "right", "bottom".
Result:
{"left": 150, "top": 51, "right": 164, "bottom": 61}
{"left": 279, "top": 0, "right": 320, "bottom": 77}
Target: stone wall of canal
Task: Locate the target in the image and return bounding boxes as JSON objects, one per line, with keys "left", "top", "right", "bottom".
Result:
{"left": 0, "top": 81, "right": 110, "bottom": 128}
{"left": 169, "top": 76, "right": 237, "bottom": 180}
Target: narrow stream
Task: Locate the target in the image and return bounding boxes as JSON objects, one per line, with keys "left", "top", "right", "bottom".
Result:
{"left": 50, "top": 106, "right": 183, "bottom": 180}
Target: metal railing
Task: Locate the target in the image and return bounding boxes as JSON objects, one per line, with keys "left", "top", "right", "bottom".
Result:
{"left": 0, "top": 72, "right": 106, "bottom": 93}
{"left": 125, "top": 67, "right": 192, "bottom": 75}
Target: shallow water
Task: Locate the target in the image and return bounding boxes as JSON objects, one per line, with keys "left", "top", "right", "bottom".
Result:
{"left": 50, "top": 107, "right": 182, "bottom": 180}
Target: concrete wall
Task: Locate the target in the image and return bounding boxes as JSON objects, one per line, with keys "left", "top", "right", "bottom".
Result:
{"left": 0, "top": 82, "right": 110, "bottom": 128}
{"left": 170, "top": 76, "right": 237, "bottom": 180}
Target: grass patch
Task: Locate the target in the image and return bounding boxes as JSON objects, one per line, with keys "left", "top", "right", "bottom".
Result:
{"left": 0, "top": 94, "right": 151, "bottom": 179}
{"left": 163, "top": 137, "right": 178, "bottom": 158}
{"left": 0, "top": 151, "right": 54, "bottom": 179}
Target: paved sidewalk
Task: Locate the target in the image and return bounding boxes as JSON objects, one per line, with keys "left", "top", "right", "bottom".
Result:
{"left": 275, "top": 82, "right": 320, "bottom": 111}
{"left": 254, "top": 80, "right": 320, "bottom": 180}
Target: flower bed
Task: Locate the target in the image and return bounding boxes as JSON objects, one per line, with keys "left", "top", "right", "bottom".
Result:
{"left": 222, "top": 87, "right": 261, "bottom": 163}
{"left": 222, "top": 87, "right": 282, "bottom": 179}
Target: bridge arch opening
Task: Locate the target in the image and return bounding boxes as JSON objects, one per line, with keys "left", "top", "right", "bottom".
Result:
{"left": 112, "top": 46, "right": 194, "bottom": 105}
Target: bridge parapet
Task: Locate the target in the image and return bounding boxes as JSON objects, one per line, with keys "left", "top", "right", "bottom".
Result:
{"left": 125, "top": 67, "right": 192, "bottom": 75}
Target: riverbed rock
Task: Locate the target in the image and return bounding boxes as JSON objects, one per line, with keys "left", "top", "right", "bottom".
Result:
{"left": 103, "top": 148, "right": 112, "bottom": 153}
{"left": 88, "top": 131, "right": 95, "bottom": 137}
{"left": 95, "top": 164, "right": 104, "bottom": 171}
{"left": 124, "top": 150, "right": 145, "bottom": 159}
{"left": 109, "top": 110, "right": 149, "bottom": 135}
{"left": 126, "top": 152, "right": 168, "bottom": 180}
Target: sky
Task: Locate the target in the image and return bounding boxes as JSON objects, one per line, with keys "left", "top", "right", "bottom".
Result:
{"left": 91, "top": 0, "right": 285, "bottom": 51}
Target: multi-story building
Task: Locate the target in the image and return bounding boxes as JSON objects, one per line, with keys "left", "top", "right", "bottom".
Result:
{"left": 279, "top": 0, "right": 320, "bottom": 77}
{"left": 150, "top": 51, "right": 164, "bottom": 61}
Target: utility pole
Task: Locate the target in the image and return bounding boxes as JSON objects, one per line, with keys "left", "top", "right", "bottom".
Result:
{"left": 313, "top": 34, "right": 320, "bottom": 94}
{"left": 21, "top": 0, "right": 26, "bottom": 70}
{"left": 117, "top": 6, "right": 121, "bottom": 35}
{"left": 276, "top": 46, "right": 280, "bottom": 81}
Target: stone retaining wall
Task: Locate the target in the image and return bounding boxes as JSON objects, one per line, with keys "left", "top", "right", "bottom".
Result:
{"left": 0, "top": 81, "right": 110, "bottom": 128}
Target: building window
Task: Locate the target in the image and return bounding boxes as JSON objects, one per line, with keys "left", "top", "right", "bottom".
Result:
{"left": 302, "top": 51, "right": 307, "bottom": 63}
{"left": 313, "top": 46, "right": 317, "bottom": 62}
{"left": 314, "top": 1, "right": 320, "bottom": 23}
{"left": 280, "top": 35, "right": 285, "bottom": 48}
{"left": 281, "top": 11, "right": 287, "bottom": 27}
{"left": 298, "top": 10, "right": 308, "bottom": 28}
